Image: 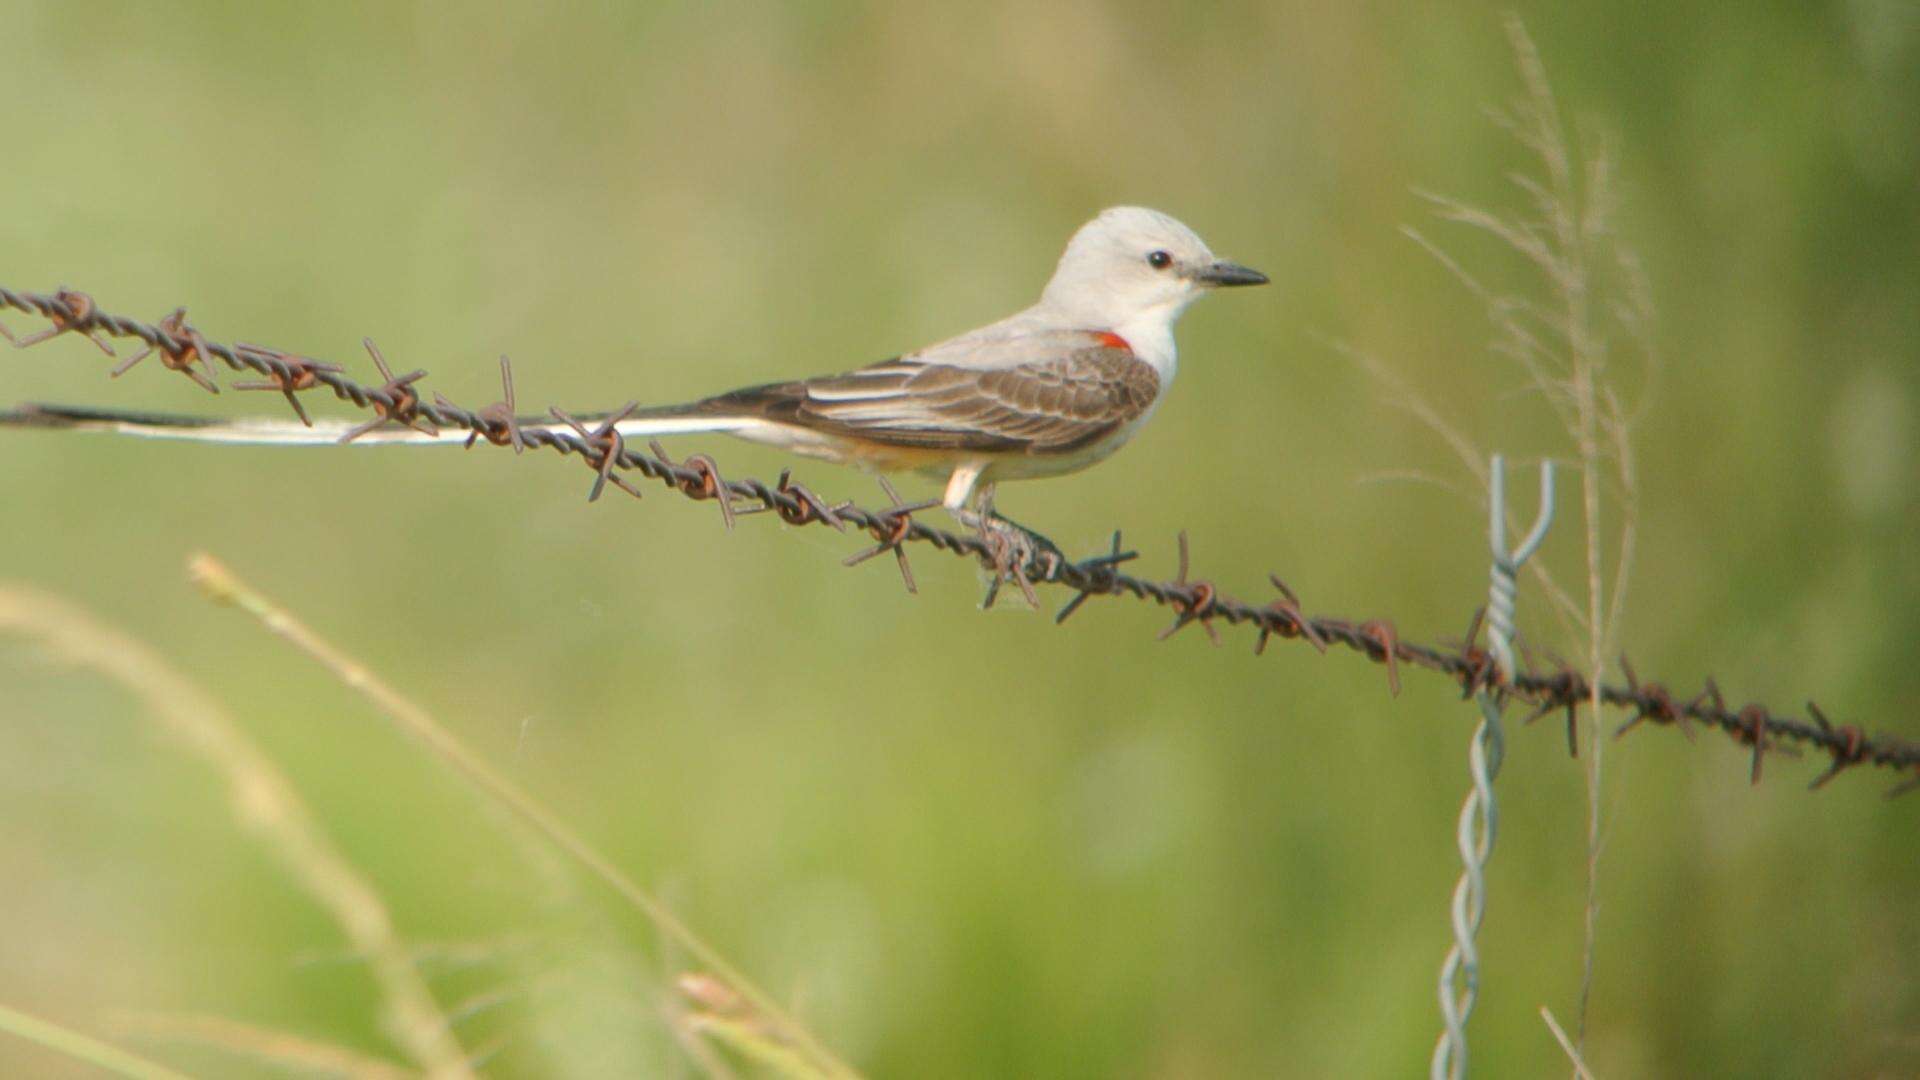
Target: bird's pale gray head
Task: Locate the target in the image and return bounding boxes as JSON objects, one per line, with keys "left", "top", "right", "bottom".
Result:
{"left": 1038, "top": 206, "right": 1267, "bottom": 330}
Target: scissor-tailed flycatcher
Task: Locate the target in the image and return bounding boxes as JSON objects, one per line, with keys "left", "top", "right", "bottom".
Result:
{"left": 6, "top": 206, "right": 1265, "bottom": 535}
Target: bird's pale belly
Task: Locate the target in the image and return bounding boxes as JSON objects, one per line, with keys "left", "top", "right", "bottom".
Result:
{"left": 966, "top": 428, "right": 1136, "bottom": 484}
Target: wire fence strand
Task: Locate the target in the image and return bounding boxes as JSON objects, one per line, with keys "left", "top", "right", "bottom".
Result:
{"left": 2, "top": 285, "right": 1915, "bottom": 796}
{"left": 1433, "top": 456, "right": 1554, "bottom": 1080}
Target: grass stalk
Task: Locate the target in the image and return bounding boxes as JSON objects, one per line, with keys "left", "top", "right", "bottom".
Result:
{"left": 0, "top": 586, "right": 469, "bottom": 1078}
{"left": 1373, "top": 16, "right": 1652, "bottom": 1069}
{"left": 0, "top": 1001, "right": 192, "bottom": 1080}
{"left": 188, "top": 552, "right": 857, "bottom": 1080}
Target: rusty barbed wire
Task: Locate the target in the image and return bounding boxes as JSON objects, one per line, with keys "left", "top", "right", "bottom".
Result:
{"left": 3, "top": 285, "right": 1916, "bottom": 796}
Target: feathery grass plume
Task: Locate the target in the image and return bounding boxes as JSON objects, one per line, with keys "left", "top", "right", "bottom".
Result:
{"left": 1371, "top": 14, "right": 1655, "bottom": 1066}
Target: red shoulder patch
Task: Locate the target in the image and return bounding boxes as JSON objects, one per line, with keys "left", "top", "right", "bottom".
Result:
{"left": 1092, "top": 330, "right": 1132, "bottom": 351}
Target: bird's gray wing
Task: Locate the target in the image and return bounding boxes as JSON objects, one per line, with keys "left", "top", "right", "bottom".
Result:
{"left": 686, "top": 336, "right": 1160, "bottom": 454}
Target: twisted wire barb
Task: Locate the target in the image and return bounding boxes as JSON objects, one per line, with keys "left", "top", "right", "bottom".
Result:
{"left": 2, "top": 286, "right": 1916, "bottom": 795}
{"left": 1433, "top": 457, "right": 1554, "bottom": 1080}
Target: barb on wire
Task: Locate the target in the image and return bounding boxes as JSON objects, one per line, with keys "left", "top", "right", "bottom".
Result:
{"left": 550, "top": 403, "right": 646, "bottom": 503}
{"left": 1432, "top": 455, "right": 1553, "bottom": 1080}
{"left": 1054, "top": 531, "right": 1135, "bottom": 625}
{"left": 340, "top": 339, "right": 436, "bottom": 443}
{"left": 1155, "top": 532, "right": 1221, "bottom": 645}
{"left": 111, "top": 307, "right": 223, "bottom": 394}
{"left": 2, "top": 285, "right": 1916, "bottom": 796}
{"left": 840, "top": 476, "right": 936, "bottom": 594}
{"left": 232, "top": 344, "right": 344, "bottom": 426}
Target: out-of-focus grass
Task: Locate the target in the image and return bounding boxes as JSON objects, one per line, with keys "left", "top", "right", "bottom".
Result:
{"left": 0, "top": 582, "right": 469, "bottom": 1076}
{"left": 0, "top": 2, "right": 1915, "bottom": 1076}
{"left": 187, "top": 551, "right": 852, "bottom": 1078}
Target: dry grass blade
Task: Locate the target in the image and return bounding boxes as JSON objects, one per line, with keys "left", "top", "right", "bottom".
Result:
{"left": 0, "top": 585, "right": 471, "bottom": 1078}
{"left": 685, "top": 1016, "right": 834, "bottom": 1080}
{"left": 114, "top": 1012, "right": 415, "bottom": 1079}
{"left": 1494, "top": 16, "right": 1639, "bottom": 1054}
{"left": 187, "top": 553, "right": 858, "bottom": 1080}
{"left": 1540, "top": 1005, "right": 1599, "bottom": 1080}
{"left": 0, "top": 1001, "right": 191, "bottom": 1080}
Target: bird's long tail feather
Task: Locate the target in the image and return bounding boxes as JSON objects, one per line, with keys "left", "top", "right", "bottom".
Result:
{"left": 0, "top": 402, "right": 757, "bottom": 446}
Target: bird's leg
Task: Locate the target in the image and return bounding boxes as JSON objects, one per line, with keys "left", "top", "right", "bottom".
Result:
{"left": 942, "top": 469, "right": 1062, "bottom": 605}
{"left": 973, "top": 486, "right": 1065, "bottom": 569}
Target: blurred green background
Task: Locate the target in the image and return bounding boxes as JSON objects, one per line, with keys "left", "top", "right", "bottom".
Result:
{"left": 2, "top": 2, "right": 1916, "bottom": 1076}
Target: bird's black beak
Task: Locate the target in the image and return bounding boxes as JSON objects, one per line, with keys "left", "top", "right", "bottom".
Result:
{"left": 1193, "top": 260, "right": 1269, "bottom": 287}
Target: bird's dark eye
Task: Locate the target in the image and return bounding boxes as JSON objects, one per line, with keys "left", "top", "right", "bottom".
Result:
{"left": 1146, "top": 250, "right": 1173, "bottom": 270}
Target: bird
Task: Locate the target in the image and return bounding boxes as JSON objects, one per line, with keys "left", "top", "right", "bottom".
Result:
{"left": 5, "top": 207, "right": 1266, "bottom": 548}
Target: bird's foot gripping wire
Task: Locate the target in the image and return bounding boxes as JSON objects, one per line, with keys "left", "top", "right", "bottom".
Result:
{"left": 956, "top": 498, "right": 1065, "bottom": 610}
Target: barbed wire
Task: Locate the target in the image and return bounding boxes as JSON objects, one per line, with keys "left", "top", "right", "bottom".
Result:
{"left": 2, "top": 285, "right": 1915, "bottom": 797}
